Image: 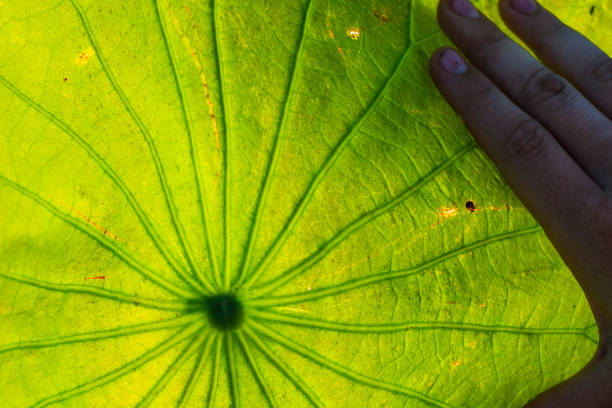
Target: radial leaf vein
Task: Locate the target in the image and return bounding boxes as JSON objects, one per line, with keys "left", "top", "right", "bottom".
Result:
{"left": 236, "top": 330, "right": 278, "bottom": 407}
{"left": 69, "top": 0, "right": 204, "bottom": 293}
{"left": 207, "top": 334, "right": 223, "bottom": 408}
{"left": 211, "top": 0, "right": 232, "bottom": 291}
{"left": 226, "top": 331, "right": 241, "bottom": 408}
{"left": 245, "top": 225, "right": 542, "bottom": 306}
{"left": 249, "top": 309, "right": 596, "bottom": 343}
{"left": 0, "top": 270, "right": 187, "bottom": 313}
{"left": 177, "top": 332, "right": 218, "bottom": 408}
{"left": 0, "top": 314, "right": 198, "bottom": 355}
{"left": 234, "top": 0, "right": 314, "bottom": 289}
{"left": 0, "top": 174, "right": 194, "bottom": 299}
{"left": 30, "top": 323, "right": 202, "bottom": 408}
{"left": 249, "top": 320, "right": 456, "bottom": 408}
{"left": 239, "top": 39, "right": 421, "bottom": 291}
{"left": 153, "top": 0, "right": 221, "bottom": 293}
{"left": 243, "top": 323, "right": 323, "bottom": 407}
{"left": 0, "top": 73, "right": 202, "bottom": 295}
{"left": 136, "top": 329, "right": 211, "bottom": 407}
{"left": 247, "top": 142, "right": 476, "bottom": 296}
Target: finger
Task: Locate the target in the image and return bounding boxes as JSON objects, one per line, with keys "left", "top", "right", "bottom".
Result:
{"left": 436, "top": 0, "right": 612, "bottom": 189}
{"left": 428, "top": 47, "right": 604, "bottom": 243}
{"left": 499, "top": 0, "right": 612, "bottom": 120}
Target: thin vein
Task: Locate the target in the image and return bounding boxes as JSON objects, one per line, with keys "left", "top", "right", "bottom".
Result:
{"left": 136, "top": 329, "right": 211, "bottom": 407}
{"left": 226, "top": 332, "right": 240, "bottom": 408}
{"left": 69, "top": 0, "right": 203, "bottom": 294}
{"left": 411, "top": 29, "right": 442, "bottom": 47}
{"left": 585, "top": 323, "right": 599, "bottom": 343}
{"left": 177, "top": 332, "right": 218, "bottom": 408}
{"left": 0, "top": 268, "right": 187, "bottom": 311}
{"left": 236, "top": 330, "right": 277, "bottom": 407}
{"left": 408, "top": 0, "right": 415, "bottom": 42}
{"left": 31, "top": 323, "right": 202, "bottom": 408}
{"left": 245, "top": 225, "right": 542, "bottom": 306}
{"left": 0, "top": 73, "right": 201, "bottom": 295}
{"left": 153, "top": 0, "right": 221, "bottom": 293}
{"left": 243, "top": 322, "right": 323, "bottom": 407}
{"left": 249, "top": 309, "right": 596, "bottom": 343}
{"left": 239, "top": 44, "right": 433, "bottom": 291}
{"left": 0, "top": 174, "right": 194, "bottom": 298}
{"left": 0, "top": 314, "right": 198, "bottom": 354}
{"left": 234, "top": 0, "right": 314, "bottom": 289}
{"left": 246, "top": 142, "right": 476, "bottom": 296}
{"left": 249, "top": 319, "right": 455, "bottom": 408}
{"left": 207, "top": 334, "right": 223, "bottom": 408}
{"left": 211, "top": 0, "right": 231, "bottom": 291}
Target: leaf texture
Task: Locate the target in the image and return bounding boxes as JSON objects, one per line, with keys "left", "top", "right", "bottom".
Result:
{"left": 1, "top": 0, "right": 610, "bottom": 406}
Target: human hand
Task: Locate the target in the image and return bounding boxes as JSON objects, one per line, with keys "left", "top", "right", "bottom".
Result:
{"left": 427, "top": 0, "right": 612, "bottom": 406}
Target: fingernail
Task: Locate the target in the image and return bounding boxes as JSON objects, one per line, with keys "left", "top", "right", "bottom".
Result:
{"left": 452, "top": 0, "right": 480, "bottom": 19}
{"left": 511, "top": 0, "right": 538, "bottom": 15}
{"left": 439, "top": 49, "right": 468, "bottom": 74}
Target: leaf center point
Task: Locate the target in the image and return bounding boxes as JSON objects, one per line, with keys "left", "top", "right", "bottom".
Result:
{"left": 196, "top": 294, "right": 244, "bottom": 331}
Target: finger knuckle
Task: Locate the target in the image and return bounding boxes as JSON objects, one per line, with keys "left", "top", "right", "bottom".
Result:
{"left": 520, "top": 69, "right": 574, "bottom": 112}
{"left": 588, "top": 55, "right": 612, "bottom": 83}
{"left": 504, "top": 119, "right": 548, "bottom": 161}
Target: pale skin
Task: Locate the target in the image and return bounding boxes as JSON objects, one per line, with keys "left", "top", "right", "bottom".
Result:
{"left": 428, "top": 0, "right": 612, "bottom": 406}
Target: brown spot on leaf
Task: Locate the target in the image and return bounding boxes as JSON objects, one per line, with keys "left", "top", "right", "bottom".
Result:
{"left": 76, "top": 47, "right": 95, "bottom": 66}
{"left": 59, "top": 201, "right": 121, "bottom": 241}
{"left": 450, "top": 360, "right": 462, "bottom": 370}
{"left": 374, "top": 8, "right": 391, "bottom": 24}
{"left": 326, "top": 18, "right": 335, "bottom": 39}
{"left": 431, "top": 206, "right": 458, "bottom": 227}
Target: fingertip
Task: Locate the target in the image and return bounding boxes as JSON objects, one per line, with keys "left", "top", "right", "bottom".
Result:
{"left": 498, "top": 0, "right": 521, "bottom": 27}
{"left": 430, "top": 47, "right": 470, "bottom": 78}
{"left": 429, "top": 47, "right": 451, "bottom": 81}
{"left": 429, "top": 47, "right": 448, "bottom": 67}
{"left": 498, "top": 0, "right": 542, "bottom": 25}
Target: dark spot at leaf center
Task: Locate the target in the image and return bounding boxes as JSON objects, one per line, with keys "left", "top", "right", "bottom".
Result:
{"left": 191, "top": 294, "right": 244, "bottom": 330}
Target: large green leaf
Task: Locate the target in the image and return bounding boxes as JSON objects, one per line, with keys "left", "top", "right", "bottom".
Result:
{"left": 0, "top": 0, "right": 609, "bottom": 406}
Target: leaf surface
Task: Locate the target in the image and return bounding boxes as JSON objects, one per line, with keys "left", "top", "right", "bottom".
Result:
{"left": 1, "top": 0, "right": 610, "bottom": 406}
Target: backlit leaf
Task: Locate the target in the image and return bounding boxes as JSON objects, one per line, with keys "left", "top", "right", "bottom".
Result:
{"left": 1, "top": 0, "right": 610, "bottom": 406}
